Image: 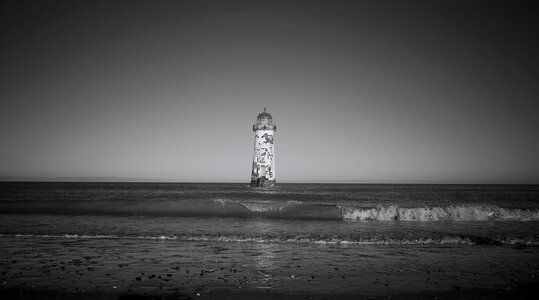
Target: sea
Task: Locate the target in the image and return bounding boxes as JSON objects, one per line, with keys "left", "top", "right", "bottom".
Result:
{"left": 1, "top": 182, "right": 539, "bottom": 298}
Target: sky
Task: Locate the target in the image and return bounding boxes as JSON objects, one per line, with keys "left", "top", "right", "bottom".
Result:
{"left": 1, "top": 0, "right": 538, "bottom": 183}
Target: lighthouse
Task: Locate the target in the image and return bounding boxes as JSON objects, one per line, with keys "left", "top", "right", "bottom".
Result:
{"left": 250, "top": 108, "right": 276, "bottom": 187}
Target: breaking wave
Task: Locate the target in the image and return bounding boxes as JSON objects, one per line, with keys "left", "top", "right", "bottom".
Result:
{"left": 1, "top": 199, "right": 539, "bottom": 221}
{"left": 339, "top": 205, "right": 539, "bottom": 221}
{"left": 1, "top": 233, "right": 538, "bottom": 246}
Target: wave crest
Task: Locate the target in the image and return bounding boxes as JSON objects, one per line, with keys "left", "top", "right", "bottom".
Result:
{"left": 2, "top": 199, "right": 539, "bottom": 221}
{"left": 340, "top": 205, "right": 539, "bottom": 221}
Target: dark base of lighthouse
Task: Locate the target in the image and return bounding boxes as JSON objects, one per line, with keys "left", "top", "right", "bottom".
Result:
{"left": 250, "top": 178, "right": 276, "bottom": 188}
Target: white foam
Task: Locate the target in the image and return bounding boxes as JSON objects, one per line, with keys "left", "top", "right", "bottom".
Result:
{"left": 2, "top": 233, "right": 537, "bottom": 245}
{"left": 340, "top": 205, "right": 539, "bottom": 221}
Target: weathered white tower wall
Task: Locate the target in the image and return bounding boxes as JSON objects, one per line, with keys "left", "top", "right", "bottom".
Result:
{"left": 251, "top": 108, "right": 276, "bottom": 187}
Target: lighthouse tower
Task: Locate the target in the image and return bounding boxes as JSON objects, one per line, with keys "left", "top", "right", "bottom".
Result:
{"left": 251, "top": 108, "right": 276, "bottom": 187}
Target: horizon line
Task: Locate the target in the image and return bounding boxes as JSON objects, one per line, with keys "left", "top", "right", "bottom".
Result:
{"left": 0, "top": 178, "right": 538, "bottom": 185}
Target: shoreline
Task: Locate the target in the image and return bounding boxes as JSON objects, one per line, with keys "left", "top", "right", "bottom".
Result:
{"left": 2, "top": 284, "right": 539, "bottom": 300}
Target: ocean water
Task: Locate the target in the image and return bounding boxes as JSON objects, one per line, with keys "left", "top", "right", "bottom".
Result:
{"left": 1, "top": 182, "right": 539, "bottom": 297}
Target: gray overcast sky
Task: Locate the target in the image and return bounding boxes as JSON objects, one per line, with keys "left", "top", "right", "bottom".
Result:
{"left": 1, "top": 0, "right": 538, "bottom": 183}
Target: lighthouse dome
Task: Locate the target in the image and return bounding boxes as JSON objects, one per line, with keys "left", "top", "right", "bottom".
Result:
{"left": 256, "top": 108, "right": 272, "bottom": 122}
{"left": 253, "top": 108, "right": 276, "bottom": 131}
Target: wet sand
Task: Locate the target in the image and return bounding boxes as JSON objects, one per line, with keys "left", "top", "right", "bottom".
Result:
{"left": 1, "top": 284, "right": 539, "bottom": 299}
{"left": 1, "top": 235, "right": 539, "bottom": 299}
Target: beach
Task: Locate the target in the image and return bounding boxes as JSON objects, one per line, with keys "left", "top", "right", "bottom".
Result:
{"left": 1, "top": 183, "right": 539, "bottom": 299}
{"left": 1, "top": 234, "right": 538, "bottom": 299}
